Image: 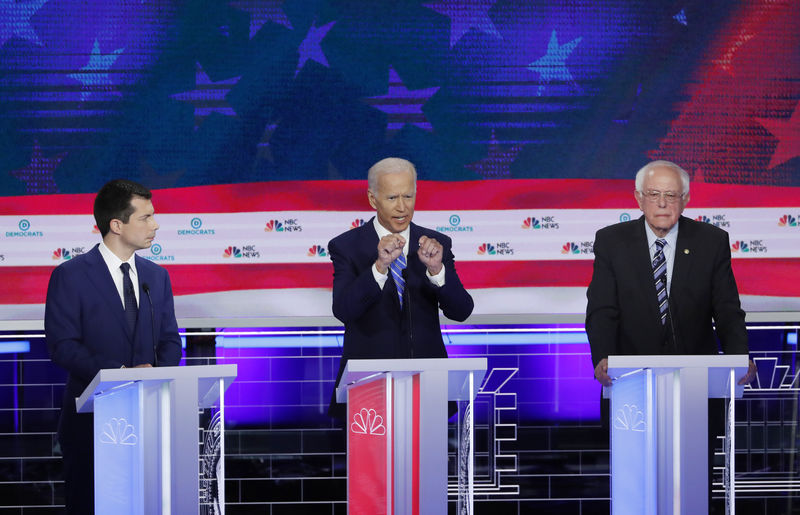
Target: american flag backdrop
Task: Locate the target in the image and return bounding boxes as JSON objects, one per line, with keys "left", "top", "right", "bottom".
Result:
{"left": 0, "top": 0, "right": 798, "bottom": 324}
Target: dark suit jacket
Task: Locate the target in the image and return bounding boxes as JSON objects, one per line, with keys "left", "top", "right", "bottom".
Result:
{"left": 586, "top": 215, "right": 748, "bottom": 368}
{"left": 328, "top": 219, "right": 474, "bottom": 407}
{"left": 45, "top": 244, "right": 182, "bottom": 445}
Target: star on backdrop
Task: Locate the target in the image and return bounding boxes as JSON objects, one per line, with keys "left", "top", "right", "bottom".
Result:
{"left": 0, "top": 0, "right": 48, "bottom": 48}
{"left": 68, "top": 39, "right": 125, "bottom": 101}
{"left": 528, "top": 30, "right": 582, "bottom": 96}
{"left": 756, "top": 101, "right": 800, "bottom": 170}
{"left": 673, "top": 9, "right": 687, "bottom": 26}
{"left": 9, "top": 141, "right": 64, "bottom": 194}
{"left": 366, "top": 67, "right": 440, "bottom": 133}
{"left": 424, "top": 0, "right": 501, "bottom": 48}
{"left": 296, "top": 20, "right": 335, "bottom": 75}
{"left": 465, "top": 130, "right": 522, "bottom": 179}
{"left": 171, "top": 63, "right": 240, "bottom": 125}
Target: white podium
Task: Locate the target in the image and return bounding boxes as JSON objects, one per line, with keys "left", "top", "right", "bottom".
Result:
{"left": 76, "top": 364, "right": 237, "bottom": 514}
{"left": 336, "top": 358, "right": 487, "bottom": 515}
{"left": 605, "top": 354, "right": 748, "bottom": 515}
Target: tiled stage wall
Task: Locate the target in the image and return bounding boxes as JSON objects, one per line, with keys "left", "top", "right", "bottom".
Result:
{"left": 1, "top": 325, "right": 798, "bottom": 514}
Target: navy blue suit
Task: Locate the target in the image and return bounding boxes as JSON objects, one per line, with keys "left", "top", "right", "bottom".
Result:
{"left": 328, "top": 219, "right": 474, "bottom": 413}
{"left": 45, "top": 244, "right": 182, "bottom": 514}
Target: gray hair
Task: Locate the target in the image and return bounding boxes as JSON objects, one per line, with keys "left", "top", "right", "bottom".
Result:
{"left": 634, "top": 160, "right": 690, "bottom": 195}
{"left": 367, "top": 157, "right": 417, "bottom": 193}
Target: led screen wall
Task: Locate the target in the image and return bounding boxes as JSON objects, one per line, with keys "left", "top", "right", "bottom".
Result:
{"left": 1, "top": 0, "right": 798, "bottom": 325}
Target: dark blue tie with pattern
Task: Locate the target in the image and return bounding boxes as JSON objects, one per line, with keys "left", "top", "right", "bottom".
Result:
{"left": 389, "top": 253, "right": 407, "bottom": 307}
{"left": 653, "top": 239, "right": 668, "bottom": 325}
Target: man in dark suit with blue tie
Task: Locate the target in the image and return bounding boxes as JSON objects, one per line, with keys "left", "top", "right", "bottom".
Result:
{"left": 328, "top": 157, "right": 474, "bottom": 415}
{"left": 45, "top": 179, "right": 182, "bottom": 514}
{"left": 586, "top": 160, "right": 756, "bottom": 384}
{"left": 585, "top": 160, "right": 756, "bottom": 512}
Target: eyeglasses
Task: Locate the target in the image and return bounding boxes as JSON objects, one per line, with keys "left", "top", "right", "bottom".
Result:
{"left": 640, "top": 190, "right": 685, "bottom": 204}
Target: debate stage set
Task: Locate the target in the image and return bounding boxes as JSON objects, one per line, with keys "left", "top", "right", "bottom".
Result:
{"left": 1, "top": 0, "right": 799, "bottom": 513}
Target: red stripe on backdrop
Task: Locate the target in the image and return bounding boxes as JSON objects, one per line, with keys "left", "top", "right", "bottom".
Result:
{"left": 1, "top": 180, "right": 798, "bottom": 215}
{"left": 3, "top": 258, "right": 799, "bottom": 304}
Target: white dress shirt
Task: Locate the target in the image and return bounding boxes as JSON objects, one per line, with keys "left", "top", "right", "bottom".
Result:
{"left": 644, "top": 222, "right": 678, "bottom": 294}
{"left": 98, "top": 241, "right": 139, "bottom": 308}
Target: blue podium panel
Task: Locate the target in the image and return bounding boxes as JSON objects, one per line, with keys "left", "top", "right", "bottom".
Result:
{"left": 94, "top": 382, "right": 144, "bottom": 515}
{"left": 610, "top": 369, "right": 656, "bottom": 515}
{"left": 78, "top": 365, "right": 237, "bottom": 515}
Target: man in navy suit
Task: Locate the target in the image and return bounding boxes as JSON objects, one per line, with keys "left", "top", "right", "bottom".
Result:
{"left": 45, "top": 179, "right": 182, "bottom": 514}
{"left": 328, "top": 157, "right": 474, "bottom": 414}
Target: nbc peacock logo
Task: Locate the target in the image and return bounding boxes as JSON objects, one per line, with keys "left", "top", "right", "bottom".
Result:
{"left": 264, "top": 220, "right": 284, "bottom": 232}
{"left": 223, "top": 246, "right": 242, "bottom": 258}
{"left": 731, "top": 241, "right": 749, "bottom": 253}
{"left": 477, "top": 243, "right": 496, "bottom": 255}
{"left": 561, "top": 242, "right": 579, "bottom": 255}
{"left": 52, "top": 248, "right": 72, "bottom": 260}
{"left": 695, "top": 215, "right": 711, "bottom": 224}
{"left": 350, "top": 219, "right": 366, "bottom": 229}
{"left": 308, "top": 245, "right": 327, "bottom": 257}
{"left": 521, "top": 217, "right": 541, "bottom": 229}
{"left": 778, "top": 215, "right": 797, "bottom": 227}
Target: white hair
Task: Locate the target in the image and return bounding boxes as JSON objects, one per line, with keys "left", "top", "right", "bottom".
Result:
{"left": 367, "top": 157, "right": 417, "bottom": 193}
{"left": 634, "top": 160, "right": 690, "bottom": 195}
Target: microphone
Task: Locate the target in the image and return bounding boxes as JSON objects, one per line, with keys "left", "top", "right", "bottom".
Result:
{"left": 402, "top": 268, "right": 414, "bottom": 358}
{"left": 142, "top": 283, "right": 158, "bottom": 367}
{"left": 666, "top": 290, "right": 680, "bottom": 354}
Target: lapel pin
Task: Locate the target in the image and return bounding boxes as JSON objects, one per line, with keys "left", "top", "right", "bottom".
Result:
{"left": 684, "top": 249, "right": 690, "bottom": 254}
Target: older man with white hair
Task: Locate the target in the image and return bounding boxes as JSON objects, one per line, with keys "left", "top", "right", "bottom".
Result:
{"left": 327, "top": 157, "right": 474, "bottom": 416}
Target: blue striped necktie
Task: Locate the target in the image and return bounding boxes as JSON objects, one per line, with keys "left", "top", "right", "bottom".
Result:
{"left": 389, "top": 253, "right": 407, "bottom": 307}
{"left": 652, "top": 239, "right": 668, "bottom": 325}
{"left": 120, "top": 263, "right": 138, "bottom": 333}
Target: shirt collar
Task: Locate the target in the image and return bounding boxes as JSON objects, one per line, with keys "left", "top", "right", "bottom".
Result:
{"left": 99, "top": 240, "right": 138, "bottom": 276}
{"left": 372, "top": 217, "right": 411, "bottom": 256}
{"left": 644, "top": 219, "right": 679, "bottom": 250}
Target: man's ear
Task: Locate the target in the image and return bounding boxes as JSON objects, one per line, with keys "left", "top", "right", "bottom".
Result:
{"left": 108, "top": 218, "right": 123, "bottom": 235}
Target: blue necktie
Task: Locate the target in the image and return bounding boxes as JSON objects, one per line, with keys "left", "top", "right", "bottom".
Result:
{"left": 120, "top": 263, "right": 138, "bottom": 333}
{"left": 652, "top": 239, "right": 668, "bottom": 326}
{"left": 389, "top": 253, "right": 407, "bottom": 307}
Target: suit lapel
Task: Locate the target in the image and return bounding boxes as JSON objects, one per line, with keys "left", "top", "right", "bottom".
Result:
{"left": 633, "top": 217, "right": 663, "bottom": 329}
{"left": 134, "top": 255, "right": 152, "bottom": 344}
{"left": 670, "top": 217, "right": 693, "bottom": 306}
{"left": 83, "top": 245, "right": 132, "bottom": 340}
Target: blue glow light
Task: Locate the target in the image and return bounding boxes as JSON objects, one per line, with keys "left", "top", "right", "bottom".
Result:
{"left": 216, "top": 335, "right": 343, "bottom": 348}
{"left": 0, "top": 341, "right": 30, "bottom": 353}
{"left": 788, "top": 333, "right": 798, "bottom": 345}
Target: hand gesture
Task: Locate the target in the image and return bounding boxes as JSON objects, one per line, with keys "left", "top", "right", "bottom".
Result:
{"left": 418, "top": 235, "right": 443, "bottom": 275}
{"left": 375, "top": 234, "right": 406, "bottom": 274}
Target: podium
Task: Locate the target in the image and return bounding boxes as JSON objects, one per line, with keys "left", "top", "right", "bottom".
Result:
{"left": 76, "top": 364, "right": 237, "bottom": 514}
{"left": 336, "top": 358, "right": 487, "bottom": 515}
{"left": 605, "top": 354, "right": 748, "bottom": 515}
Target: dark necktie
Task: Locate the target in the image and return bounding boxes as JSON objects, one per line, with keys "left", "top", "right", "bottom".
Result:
{"left": 389, "top": 253, "right": 407, "bottom": 307}
{"left": 652, "top": 239, "right": 668, "bottom": 326}
{"left": 120, "top": 262, "right": 138, "bottom": 333}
